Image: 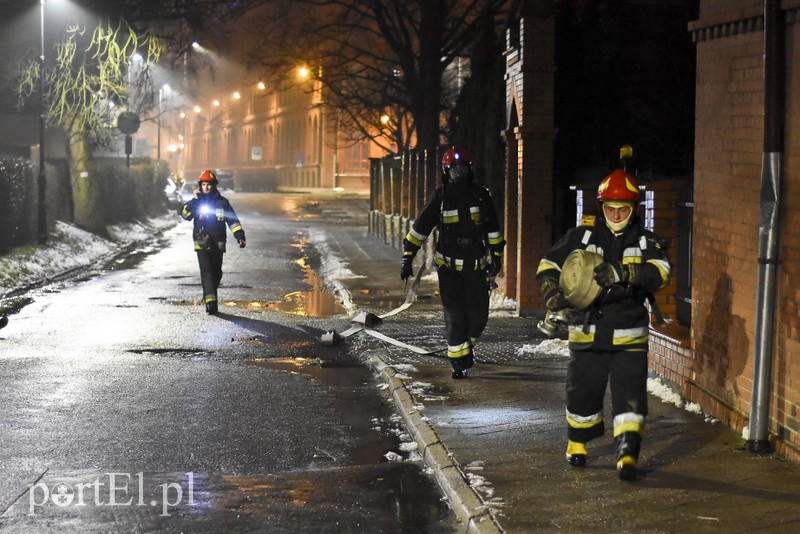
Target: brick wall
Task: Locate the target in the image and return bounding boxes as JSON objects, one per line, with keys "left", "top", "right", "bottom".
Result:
{"left": 687, "top": 1, "right": 800, "bottom": 459}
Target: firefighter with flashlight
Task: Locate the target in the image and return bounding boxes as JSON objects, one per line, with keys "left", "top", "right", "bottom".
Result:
{"left": 400, "top": 146, "right": 505, "bottom": 379}
{"left": 181, "top": 169, "right": 246, "bottom": 314}
{"left": 536, "top": 166, "right": 670, "bottom": 480}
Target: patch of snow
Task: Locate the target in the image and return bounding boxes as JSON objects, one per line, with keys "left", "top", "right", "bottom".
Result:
{"left": 489, "top": 291, "right": 516, "bottom": 312}
{"left": 647, "top": 377, "right": 719, "bottom": 422}
{"left": 0, "top": 215, "right": 178, "bottom": 297}
{"left": 308, "top": 227, "right": 365, "bottom": 280}
{"left": 399, "top": 441, "right": 418, "bottom": 452}
{"left": 518, "top": 339, "right": 571, "bottom": 358}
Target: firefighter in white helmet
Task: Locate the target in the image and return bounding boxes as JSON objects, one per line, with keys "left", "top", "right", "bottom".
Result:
{"left": 536, "top": 166, "right": 671, "bottom": 480}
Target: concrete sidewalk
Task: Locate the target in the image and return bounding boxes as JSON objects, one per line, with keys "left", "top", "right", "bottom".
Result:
{"left": 317, "top": 209, "right": 800, "bottom": 533}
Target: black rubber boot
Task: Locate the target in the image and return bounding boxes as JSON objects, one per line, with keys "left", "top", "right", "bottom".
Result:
{"left": 566, "top": 440, "right": 587, "bottom": 467}
{"left": 615, "top": 432, "right": 642, "bottom": 481}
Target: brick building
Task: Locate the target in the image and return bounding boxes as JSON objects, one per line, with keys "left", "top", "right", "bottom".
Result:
{"left": 508, "top": 0, "right": 800, "bottom": 459}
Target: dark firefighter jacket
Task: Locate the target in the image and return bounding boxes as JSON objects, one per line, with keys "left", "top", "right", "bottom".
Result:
{"left": 536, "top": 215, "right": 670, "bottom": 352}
{"left": 403, "top": 181, "right": 505, "bottom": 271}
{"left": 181, "top": 189, "right": 245, "bottom": 252}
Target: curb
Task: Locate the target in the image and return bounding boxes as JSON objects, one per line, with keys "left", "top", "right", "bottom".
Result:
{"left": 365, "top": 351, "right": 504, "bottom": 534}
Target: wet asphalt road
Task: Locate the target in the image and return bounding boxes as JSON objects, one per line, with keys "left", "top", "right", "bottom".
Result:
{"left": 0, "top": 192, "right": 455, "bottom": 533}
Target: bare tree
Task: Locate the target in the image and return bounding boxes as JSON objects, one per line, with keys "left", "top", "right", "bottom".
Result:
{"left": 245, "top": 0, "right": 509, "bottom": 154}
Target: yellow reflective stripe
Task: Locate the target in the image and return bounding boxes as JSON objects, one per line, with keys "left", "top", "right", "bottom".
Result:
{"left": 405, "top": 228, "right": 427, "bottom": 247}
{"left": 182, "top": 205, "right": 192, "bottom": 218}
{"left": 448, "top": 342, "right": 470, "bottom": 359}
{"left": 568, "top": 324, "right": 595, "bottom": 344}
{"left": 442, "top": 209, "right": 459, "bottom": 224}
{"left": 403, "top": 250, "right": 415, "bottom": 258}
{"left": 405, "top": 233, "right": 423, "bottom": 247}
{"left": 215, "top": 208, "right": 225, "bottom": 220}
{"left": 622, "top": 247, "right": 642, "bottom": 262}
{"left": 470, "top": 206, "right": 481, "bottom": 223}
{"left": 613, "top": 327, "right": 649, "bottom": 346}
{"left": 613, "top": 413, "right": 644, "bottom": 437}
{"left": 230, "top": 224, "right": 243, "bottom": 234}
{"left": 537, "top": 259, "right": 560, "bottom": 275}
{"left": 566, "top": 408, "right": 603, "bottom": 429}
{"left": 648, "top": 258, "right": 671, "bottom": 287}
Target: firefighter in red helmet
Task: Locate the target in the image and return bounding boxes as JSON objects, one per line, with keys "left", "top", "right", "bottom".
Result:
{"left": 536, "top": 163, "right": 671, "bottom": 481}
{"left": 181, "top": 170, "right": 246, "bottom": 314}
{"left": 401, "top": 146, "right": 505, "bottom": 379}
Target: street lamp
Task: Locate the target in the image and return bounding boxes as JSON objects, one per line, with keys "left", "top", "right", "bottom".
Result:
{"left": 157, "top": 83, "right": 171, "bottom": 175}
{"left": 38, "top": 0, "right": 47, "bottom": 244}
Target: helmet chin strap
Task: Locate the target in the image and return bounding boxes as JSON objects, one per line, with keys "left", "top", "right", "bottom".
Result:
{"left": 605, "top": 212, "right": 632, "bottom": 234}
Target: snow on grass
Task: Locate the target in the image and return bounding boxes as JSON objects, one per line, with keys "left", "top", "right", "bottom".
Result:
{"left": 0, "top": 221, "right": 114, "bottom": 294}
{"left": 0, "top": 215, "right": 178, "bottom": 298}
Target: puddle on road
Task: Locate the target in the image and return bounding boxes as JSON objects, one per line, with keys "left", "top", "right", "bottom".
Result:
{"left": 173, "top": 254, "right": 344, "bottom": 318}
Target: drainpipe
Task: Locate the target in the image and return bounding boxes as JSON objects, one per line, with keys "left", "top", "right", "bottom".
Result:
{"left": 747, "top": 0, "right": 785, "bottom": 454}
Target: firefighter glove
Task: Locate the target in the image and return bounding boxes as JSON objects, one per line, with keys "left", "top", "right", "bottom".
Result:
{"left": 542, "top": 278, "right": 570, "bottom": 311}
{"left": 486, "top": 257, "right": 502, "bottom": 277}
{"left": 594, "top": 261, "right": 630, "bottom": 288}
{"left": 400, "top": 256, "right": 414, "bottom": 281}
{"left": 546, "top": 291, "right": 570, "bottom": 311}
{"left": 238, "top": 238, "right": 246, "bottom": 248}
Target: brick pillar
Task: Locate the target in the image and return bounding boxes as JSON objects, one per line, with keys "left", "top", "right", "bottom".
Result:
{"left": 502, "top": 128, "right": 519, "bottom": 298}
{"left": 516, "top": 127, "right": 555, "bottom": 315}
{"left": 514, "top": 13, "right": 557, "bottom": 316}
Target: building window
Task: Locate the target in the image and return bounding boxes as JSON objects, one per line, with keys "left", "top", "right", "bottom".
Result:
{"left": 574, "top": 188, "right": 584, "bottom": 227}
{"left": 345, "top": 140, "right": 370, "bottom": 170}
{"left": 642, "top": 188, "right": 654, "bottom": 231}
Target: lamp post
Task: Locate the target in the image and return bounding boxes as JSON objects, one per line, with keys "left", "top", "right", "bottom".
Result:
{"left": 37, "top": 0, "right": 47, "bottom": 244}
{"left": 157, "top": 83, "right": 171, "bottom": 176}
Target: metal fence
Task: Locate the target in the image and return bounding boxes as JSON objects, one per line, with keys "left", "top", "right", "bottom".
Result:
{"left": 368, "top": 148, "right": 441, "bottom": 249}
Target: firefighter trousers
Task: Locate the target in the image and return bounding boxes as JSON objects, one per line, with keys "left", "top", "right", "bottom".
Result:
{"left": 437, "top": 266, "right": 489, "bottom": 371}
{"left": 196, "top": 249, "right": 224, "bottom": 304}
{"left": 565, "top": 349, "right": 648, "bottom": 456}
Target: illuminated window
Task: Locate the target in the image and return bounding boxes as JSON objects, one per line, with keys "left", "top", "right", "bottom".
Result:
{"left": 642, "top": 188, "right": 654, "bottom": 231}
{"left": 574, "top": 188, "right": 584, "bottom": 227}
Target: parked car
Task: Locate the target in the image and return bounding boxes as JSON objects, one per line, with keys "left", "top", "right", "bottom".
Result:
{"left": 214, "top": 169, "right": 235, "bottom": 190}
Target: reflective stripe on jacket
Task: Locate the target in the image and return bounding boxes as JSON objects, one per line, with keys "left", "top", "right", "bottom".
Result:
{"left": 536, "top": 216, "right": 670, "bottom": 352}
{"left": 402, "top": 181, "right": 505, "bottom": 271}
